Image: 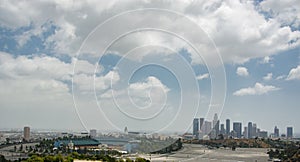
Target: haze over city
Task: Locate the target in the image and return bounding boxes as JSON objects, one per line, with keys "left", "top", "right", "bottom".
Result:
{"left": 0, "top": 0, "right": 299, "bottom": 136}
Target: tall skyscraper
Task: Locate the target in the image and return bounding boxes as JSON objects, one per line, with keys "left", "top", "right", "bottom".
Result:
{"left": 248, "top": 122, "right": 253, "bottom": 138}
{"left": 233, "top": 122, "right": 242, "bottom": 138}
{"left": 252, "top": 123, "right": 257, "bottom": 137}
{"left": 213, "top": 113, "right": 219, "bottom": 137}
{"left": 193, "top": 118, "right": 199, "bottom": 138}
{"left": 213, "top": 114, "right": 218, "bottom": 127}
{"left": 274, "top": 126, "right": 279, "bottom": 138}
{"left": 90, "top": 129, "right": 97, "bottom": 138}
{"left": 203, "top": 121, "right": 212, "bottom": 135}
{"left": 243, "top": 126, "right": 248, "bottom": 138}
{"left": 226, "top": 119, "right": 230, "bottom": 135}
{"left": 124, "top": 126, "right": 128, "bottom": 134}
{"left": 287, "top": 127, "right": 293, "bottom": 139}
{"left": 200, "top": 118, "right": 204, "bottom": 131}
{"left": 220, "top": 124, "right": 225, "bottom": 135}
{"left": 23, "top": 126, "right": 30, "bottom": 142}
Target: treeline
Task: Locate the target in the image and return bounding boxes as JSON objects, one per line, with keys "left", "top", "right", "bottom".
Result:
{"left": 0, "top": 153, "right": 150, "bottom": 162}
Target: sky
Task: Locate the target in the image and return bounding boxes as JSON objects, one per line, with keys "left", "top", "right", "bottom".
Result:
{"left": 0, "top": 0, "right": 300, "bottom": 135}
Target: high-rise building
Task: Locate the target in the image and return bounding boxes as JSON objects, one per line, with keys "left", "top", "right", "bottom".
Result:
{"left": 193, "top": 118, "right": 199, "bottom": 138}
{"left": 258, "top": 131, "right": 268, "bottom": 138}
{"left": 124, "top": 126, "right": 128, "bottom": 134}
{"left": 226, "top": 119, "right": 230, "bottom": 135}
{"left": 220, "top": 124, "right": 225, "bottom": 135}
{"left": 274, "top": 126, "right": 279, "bottom": 138}
{"left": 252, "top": 123, "right": 257, "bottom": 137}
{"left": 213, "top": 114, "right": 219, "bottom": 132}
{"left": 248, "top": 122, "right": 253, "bottom": 138}
{"left": 233, "top": 122, "right": 242, "bottom": 138}
{"left": 243, "top": 126, "right": 248, "bottom": 138}
{"left": 287, "top": 127, "right": 293, "bottom": 139}
{"left": 200, "top": 118, "right": 204, "bottom": 131}
{"left": 23, "top": 126, "right": 30, "bottom": 142}
{"left": 203, "top": 121, "right": 212, "bottom": 135}
{"left": 90, "top": 129, "right": 97, "bottom": 138}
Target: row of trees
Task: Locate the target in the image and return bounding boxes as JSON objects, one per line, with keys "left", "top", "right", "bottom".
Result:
{"left": 25, "top": 153, "right": 150, "bottom": 162}
{"left": 266, "top": 139, "right": 300, "bottom": 161}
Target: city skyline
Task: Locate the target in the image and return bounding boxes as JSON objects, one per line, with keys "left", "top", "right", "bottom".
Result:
{"left": 193, "top": 113, "right": 295, "bottom": 138}
{"left": 0, "top": 0, "right": 300, "bottom": 134}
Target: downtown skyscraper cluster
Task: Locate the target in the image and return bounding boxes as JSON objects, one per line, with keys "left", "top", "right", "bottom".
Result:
{"left": 193, "top": 114, "right": 294, "bottom": 140}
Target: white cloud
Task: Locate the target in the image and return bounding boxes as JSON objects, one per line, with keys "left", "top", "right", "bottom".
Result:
{"left": 260, "top": 0, "right": 300, "bottom": 29}
{"left": 263, "top": 73, "right": 273, "bottom": 81}
{"left": 0, "top": 0, "right": 299, "bottom": 64}
{"left": 0, "top": 52, "right": 71, "bottom": 80}
{"left": 0, "top": 51, "right": 103, "bottom": 99}
{"left": 261, "top": 56, "right": 272, "bottom": 64}
{"left": 0, "top": 52, "right": 73, "bottom": 113}
{"left": 276, "top": 75, "right": 286, "bottom": 80}
{"left": 99, "top": 76, "right": 170, "bottom": 120}
{"left": 196, "top": 73, "right": 209, "bottom": 80}
{"left": 236, "top": 67, "right": 249, "bottom": 77}
{"left": 233, "top": 82, "right": 280, "bottom": 96}
{"left": 127, "top": 76, "right": 169, "bottom": 107}
{"left": 286, "top": 65, "right": 300, "bottom": 80}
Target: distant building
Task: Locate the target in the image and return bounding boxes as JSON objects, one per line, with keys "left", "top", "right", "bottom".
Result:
{"left": 23, "top": 126, "right": 30, "bottom": 142}
{"left": 182, "top": 133, "right": 194, "bottom": 140}
{"left": 210, "top": 129, "right": 217, "bottom": 139}
{"left": 200, "top": 118, "right": 204, "bottom": 132}
{"left": 54, "top": 138, "right": 100, "bottom": 150}
{"left": 226, "top": 119, "right": 230, "bottom": 135}
{"left": 230, "top": 130, "right": 236, "bottom": 138}
{"left": 252, "top": 123, "right": 257, "bottom": 137}
{"left": 213, "top": 113, "right": 219, "bottom": 137}
{"left": 193, "top": 118, "right": 199, "bottom": 138}
{"left": 233, "top": 122, "right": 242, "bottom": 138}
{"left": 90, "top": 129, "right": 97, "bottom": 138}
{"left": 203, "top": 121, "right": 212, "bottom": 135}
{"left": 124, "top": 126, "right": 128, "bottom": 134}
{"left": 274, "top": 126, "right": 279, "bottom": 138}
{"left": 258, "top": 131, "right": 268, "bottom": 138}
{"left": 248, "top": 122, "right": 253, "bottom": 138}
{"left": 287, "top": 127, "right": 293, "bottom": 139}
{"left": 220, "top": 124, "right": 225, "bottom": 135}
{"left": 243, "top": 126, "right": 248, "bottom": 138}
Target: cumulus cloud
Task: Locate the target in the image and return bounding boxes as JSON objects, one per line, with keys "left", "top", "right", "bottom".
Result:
{"left": 73, "top": 70, "right": 120, "bottom": 94}
{"left": 0, "top": 52, "right": 71, "bottom": 80}
{"left": 260, "top": 56, "right": 272, "bottom": 64}
{"left": 260, "top": 0, "right": 300, "bottom": 29}
{"left": 99, "top": 76, "right": 170, "bottom": 120}
{"left": 0, "top": 0, "right": 299, "bottom": 63}
{"left": 0, "top": 51, "right": 102, "bottom": 99}
{"left": 233, "top": 82, "right": 280, "bottom": 96}
{"left": 196, "top": 73, "right": 209, "bottom": 80}
{"left": 127, "top": 76, "right": 169, "bottom": 107}
{"left": 0, "top": 52, "right": 73, "bottom": 112}
{"left": 286, "top": 65, "right": 300, "bottom": 80}
{"left": 263, "top": 73, "right": 273, "bottom": 81}
{"left": 276, "top": 75, "right": 286, "bottom": 80}
{"left": 236, "top": 67, "right": 249, "bottom": 77}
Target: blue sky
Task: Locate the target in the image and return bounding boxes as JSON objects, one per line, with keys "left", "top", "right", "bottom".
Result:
{"left": 0, "top": 0, "right": 300, "bottom": 136}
